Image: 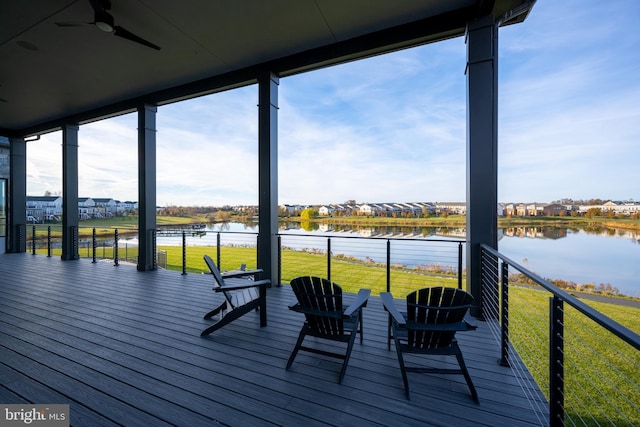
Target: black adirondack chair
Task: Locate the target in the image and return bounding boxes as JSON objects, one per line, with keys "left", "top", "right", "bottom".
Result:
{"left": 381, "top": 287, "right": 479, "bottom": 402}
{"left": 200, "top": 255, "right": 270, "bottom": 337}
{"left": 286, "top": 276, "right": 370, "bottom": 383}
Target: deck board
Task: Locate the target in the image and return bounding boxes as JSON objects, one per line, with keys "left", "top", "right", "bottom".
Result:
{"left": 0, "top": 253, "right": 547, "bottom": 426}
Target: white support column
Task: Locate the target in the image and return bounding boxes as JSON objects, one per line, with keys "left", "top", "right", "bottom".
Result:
{"left": 466, "top": 15, "right": 498, "bottom": 316}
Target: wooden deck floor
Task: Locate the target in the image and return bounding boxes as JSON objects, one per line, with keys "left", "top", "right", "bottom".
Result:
{"left": 0, "top": 253, "right": 547, "bottom": 426}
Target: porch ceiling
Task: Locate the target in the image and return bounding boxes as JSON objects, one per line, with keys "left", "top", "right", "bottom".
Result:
{"left": 0, "top": 0, "right": 532, "bottom": 137}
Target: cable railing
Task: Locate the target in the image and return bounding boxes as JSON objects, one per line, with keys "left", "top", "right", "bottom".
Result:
{"left": 279, "top": 233, "right": 463, "bottom": 295}
{"left": 26, "top": 225, "right": 464, "bottom": 295}
{"left": 155, "top": 228, "right": 464, "bottom": 296}
{"left": 480, "top": 244, "right": 640, "bottom": 427}
{"left": 27, "top": 225, "right": 146, "bottom": 266}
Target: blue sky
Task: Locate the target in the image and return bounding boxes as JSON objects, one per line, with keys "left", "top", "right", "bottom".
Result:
{"left": 26, "top": 1, "right": 640, "bottom": 207}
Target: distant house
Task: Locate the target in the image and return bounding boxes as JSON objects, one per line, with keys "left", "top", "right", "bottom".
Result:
{"left": 93, "top": 198, "right": 117, "bottom": 218}
{"left": 408, "top": 202, "right": 435, "bottom": 216}
{"left": 435, "top": 202, "right": 466, "bottom": 215}
{"left": 601, "top": 201, "right": 619, "bottom": 212}
{"left": 318, "top": 205, "right": 335, "bottom": 216}
{"left": 525, "top": 203, "right": 545, "bottom": 216}
{"left": 25, "top": 196, "right": 138, "bottom": 221}
{"left": 279, "top": 204, "right": 305, "bottom": 216}
{"left": 358, "top": 204, "right": 378, "bottom": 216}
{"left": 503, "top": 203, "right": 534, "bottom": 216}
{"left": 542, "top": 203, "right": 566, "bottom": 216}
{"left": 26, "top": 196, "right": 63, "bottom": 222}
{"left": 337, "top": 204, "right": 357, "bottom": 216}
{"left": 598, "top": 200, "right": 640, "bottom": 216}
{"left": 416, "top": 202, "right": 436, "bottom": 215}
{"left": 380, "top": 203, "right": 401, "bottom": 216}
{"left": 78, "top": 197, "right": 96, "bottom": 219}
{"left": 504, "top": 203, "right": 516, "bottom": 216}
{"left": 319, "top": 204, "right": 359, "bottom": 216}
{"left": 619, "top": 201, "right": 640, "bottom": 215}
{"left": 121, "top": 201, "right": 138, "bottom": 212}
{"left": 117, "top": 200, "right": 137, "bottom": 214}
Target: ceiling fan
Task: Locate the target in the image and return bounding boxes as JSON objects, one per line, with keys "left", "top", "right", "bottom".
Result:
{"left": 56, "top": 0, "right": 161, "bottom": 50}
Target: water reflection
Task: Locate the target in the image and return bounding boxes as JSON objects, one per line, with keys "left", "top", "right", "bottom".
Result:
{"left": 279, "top": 221, "right": 466, "bottom": 239}
{"left": 501, "top": 227, "right": 568, "bottom": 240}
{"left": 499, "top": 226, "right": 640, "bottom": 243}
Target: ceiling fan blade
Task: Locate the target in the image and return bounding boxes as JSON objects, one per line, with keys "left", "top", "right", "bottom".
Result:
{"left": 113, "top": 26, "right": 161, "bottom": 50}
{"left": 56, "top": 0, "right": 160, "bottom": 50}
{"left": 55, "top": 21, "right": 93, "bottom": 27}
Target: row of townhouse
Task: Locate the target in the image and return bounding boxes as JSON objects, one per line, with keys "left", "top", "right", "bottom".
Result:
{"left": 26, "top": 196, "right": 138, "bottom": 223}
{"left": 284, "top": 200, "right": 640, "bottom": 218}
{"left": 280, "top": 202, "right": 479, "bottom": 217}
{"left": 315, "top": 202, "right": 434, "bottom": 217}
{"left": 503, "top": 201, "right": 640, "bottom": 217}
{"left": 320, "top": 202, "right": 471, "bottom": 217}
{"left": 504, "top": 203, "right": 549, "bottom": 216}
{"left": 580, "top": 200, "right": 640, "bottom": 215}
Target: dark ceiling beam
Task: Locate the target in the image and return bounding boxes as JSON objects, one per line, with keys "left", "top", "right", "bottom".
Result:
{"left": 8, "top": 6, "right": 481, "bottom": 138}
{"left": 270, "top": 6, "right": 477, "bottom": 77}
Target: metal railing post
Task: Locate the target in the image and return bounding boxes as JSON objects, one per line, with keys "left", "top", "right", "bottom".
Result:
{"left": 181, "top": 230, "right": 187, "bottom": 275}
{"left": 277, "top": 235, "right": 282, "bottom": 287}
{"left": 72, "top": 226, "right": 78, "bottom": 259}
{"left": 216, "top": 232, "right": 221, "bottom": 270}
{"left": 16, "top": 224, "right": 25, "bottom": 252}
{"left": 31, "top": 225, "right": 36, "bottom": 255}
{"left": 47, "top": 226, "right": 52, "bottom": 257}
{"left": 386, "top": 239, "right": 391, "bottom": 292}
{"left": 152, "top": 229, "right": 157, "bottom": 269}
{"left": 500, "top": 261, "right": 510, "bottom": 367}
{"left": 327, "top": 237, "right": 331, "bottom": 282}
{"left": 114, "top": 229, "right": 119, "bottom": 266}
{"left": 550, "top": 296, "right": 565, "bottom": 427}
{"left": 92, "top": 228, "right": 97, "bottom": 263}
{"left": 457, "top": 242, "right": 463, "bottom": 289}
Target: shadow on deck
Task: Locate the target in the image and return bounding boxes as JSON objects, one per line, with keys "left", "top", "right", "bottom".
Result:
{"left": 0, "top": 253, "right": 546, "bottom": 426}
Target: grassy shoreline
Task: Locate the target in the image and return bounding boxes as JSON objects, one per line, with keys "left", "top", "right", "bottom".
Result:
{"left": 285, "top": 214, "right": 640, "bottom": 231}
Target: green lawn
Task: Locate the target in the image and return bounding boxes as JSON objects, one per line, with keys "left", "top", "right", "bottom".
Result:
{"left": 154, "top": 245, "right": 457, "bottom": 296}
{"left": 507, "top": 285, "right": 639, "bottom": 425}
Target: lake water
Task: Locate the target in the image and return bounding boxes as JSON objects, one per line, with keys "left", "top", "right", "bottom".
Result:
{"left": 497, "top": 227, "right": 640, "bottom": 297}
{"left": 148, "top": 222, "right": 640, "bottom": 297}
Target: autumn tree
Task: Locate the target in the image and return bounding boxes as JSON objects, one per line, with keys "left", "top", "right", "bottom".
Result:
{"left": 300, "top": 208, "right": 318, "bottom": 220}
{"left": 585, "top": 207, "right": 602, "bottom": 218}
{"left": 215, "top": 210, "right": 231, "bottom": 222}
